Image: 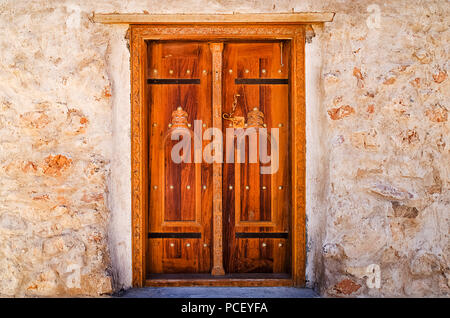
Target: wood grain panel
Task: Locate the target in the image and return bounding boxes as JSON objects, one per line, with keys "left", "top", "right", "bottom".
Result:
{"left": 147, "top": 41, "right": 212, "bottom": 274}
{"left": 145, "top": 274, "right": 293, "bottom": 287}
{"left": 94, "top": 12, "right": 336, "bottom": 24}
{"left": 223, "top": 42, "right": 291, "bottom": 274}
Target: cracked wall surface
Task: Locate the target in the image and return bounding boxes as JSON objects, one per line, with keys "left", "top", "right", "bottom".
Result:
{"left": 0, "top": 0, "right": 448, "bottom": 296}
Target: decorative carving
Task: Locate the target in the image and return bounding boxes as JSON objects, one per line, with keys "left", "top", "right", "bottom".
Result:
{"left": 246, "top": 107, "right": 265, "bottom": 128}
{"left": 132, "top": 25, "right": 302, "bottom": 40}
{"left": 130, "top": 28, "right": 144, "bottom": 287}
{"left": 170, "top": 106, "right": 189, "bottom": 128}
{"left": 292, "top": 31, "right": 306, "bottom": 286}
{"left": 210, "top": 42, "right": 226, "bottom": 277}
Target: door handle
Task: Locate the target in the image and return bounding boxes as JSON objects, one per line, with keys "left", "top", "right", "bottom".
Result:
{"left": 223, "top": 94, "right": 245, "bottom": 128}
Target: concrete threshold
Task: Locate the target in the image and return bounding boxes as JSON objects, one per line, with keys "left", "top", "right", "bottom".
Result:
{"left": 117, "top": 287, "right": 319, "bottom": 298}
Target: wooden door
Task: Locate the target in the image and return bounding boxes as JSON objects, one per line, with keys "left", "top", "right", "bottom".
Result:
{"left": 146, "top": 40, "right": 291, "bottom": 276}
{"left": 147, "top": 42, "right": 213, "bottom": 274}
{"left": 222, "top": 42, "right": 291, "bottom": 274}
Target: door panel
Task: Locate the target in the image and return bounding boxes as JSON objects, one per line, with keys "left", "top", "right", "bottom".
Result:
{"left": 147, "top": 42, "right": 212, "bottom": 274}
{"left": 147, "top": 40, "right": 291, "bottom": 276}
{"left": 235, "top": 238, "right": 289, "bottom": 273}
{"left": 222, "top": 42, "right": 291, "bottom": 274}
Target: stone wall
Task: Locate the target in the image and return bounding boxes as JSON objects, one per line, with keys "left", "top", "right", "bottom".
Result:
{"left": 0, "top": 0, "right": 448, "bottom": 297}
{"left": 320, "top": 0, "right": 449, "bottom": 297}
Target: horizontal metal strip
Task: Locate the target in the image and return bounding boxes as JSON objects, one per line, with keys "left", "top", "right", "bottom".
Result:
{"left": 235, "top": 78, "right": 289, "bottom": 85}
{"left": 235, "top": 232, "right": 289, "bottom": 239}
{"left": 148, "top": 232, "right": 201, "bottom": 239}
{"left": 147, "top": 78, "right": 200, "bottom": 84}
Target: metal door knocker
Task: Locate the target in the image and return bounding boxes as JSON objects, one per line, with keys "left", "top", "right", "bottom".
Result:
{"left": 223, "top": 94, "right": 245, "bottom": 128}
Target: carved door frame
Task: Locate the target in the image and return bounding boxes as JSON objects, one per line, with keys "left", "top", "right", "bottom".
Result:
{"left": 130, "top": 24, "right": 306, "bottom": 287}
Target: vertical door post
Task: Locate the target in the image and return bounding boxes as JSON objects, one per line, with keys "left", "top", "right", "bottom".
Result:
{"left": 210, "top": 43, "right": 225, "bottom": 276}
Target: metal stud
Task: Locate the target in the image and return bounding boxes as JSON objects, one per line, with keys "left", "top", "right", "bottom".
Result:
{"left": 153, "top": 185, "right": 158, "bottom": 190}
{"left": 278, "top": 186, "right": 283, "bottom": 190}
{"left": 245, "top": 185, "right": 250, "bottom": 190}
{"left": 278, "top": 123, "right": 283, "bottom": 127}
{"left": 262, "top": 186, "right": 267, "bottom": 190}
{"left": 169, "top": 69, "right": 174, "bottom": 74}
{"left": 278, "top": 69, "right": 282, "bottom": 74}
{"left": 186, "top": 243, "right": 191, "bottom": 247}
{"left": 186, "top": 185, "right": 191, "bottom": 190}
{"left": 263, "top": 123, "right": 267, "bottom": 128}
{"left": 153, "top": 122, "right": 157, "bottom": 127}
{"left": 168, "top": 123, "right": 172, "bottom": 128}
{"left": 202, "top": 185, "right": 207, "bottom": 190}
{"left": 262, "top": 243, "right": 267, "bottom": 247}
{"left": 229, "top": 185, "right": 233, "bottom": 190}
{"left": 186, "top": 69, "right": 191, "bottom": 74}
{"left": 278, "top": 243, "right": 283, "bottom": 247}
{"left": 229, "top": 123, "right": 233, "bottom": 127}
{"left": 253, "top": 107, "right": 258, "bottom": 111}
{"left": 202, "top": 123, "right": 207, "bottom": 128}
{"left": 245, "top": 69, "right": 249, "bottom": 74}
{"left": 170, "top": 185, "right": 174, "bottom": 189}
{"left": 202, "top": 69, "right": 207, "bottom": 75}
{"left": 261, "top": 69, "right": 267, "bottom": 74}
{"left": 187, "top": 123, "right": 192, "bottom": 128}
{"left": 170, "top": 243, "right": 174, "bottom": 247}
{"left": 153, "top": 69, "right": 158, "bottom": 74}
{"left": 244, "top": 123, "right": 248, "bottom": 127}
{"left": 203, "top": 243, "right": 208, "bottom": 247}
{"left": 229, "top": 69, "right": 233, "bottom": 73}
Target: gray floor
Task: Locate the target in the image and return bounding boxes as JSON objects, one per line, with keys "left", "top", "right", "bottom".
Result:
{"left": 118, "top": 287, "right": 319, "bottom": 298}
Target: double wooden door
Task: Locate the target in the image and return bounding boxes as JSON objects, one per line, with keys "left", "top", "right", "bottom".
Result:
{"left": 147, "top": 41, "right": 291, "bottom": 277}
